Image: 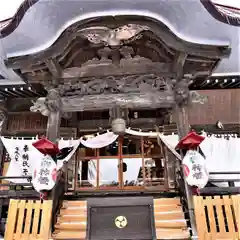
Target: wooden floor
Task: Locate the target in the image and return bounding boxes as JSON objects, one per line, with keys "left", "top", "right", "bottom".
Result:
{"left": 52, "top": 200, "right": 87, "bottom": 239}
{"left": 153, "top": 198, "right": 189, "bottom": 239}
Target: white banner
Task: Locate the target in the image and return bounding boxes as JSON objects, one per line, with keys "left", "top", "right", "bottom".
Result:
{"left": 158, "top": 134, "right": 181, "bottom": 160}
{"left": 125, "top": 128, "right": 158, "bottom": 137}
{"left": 200, "top": 136, "right": 240, "bottom": 187}
{"left": 1, "top": 137, "right": 43, "bottom": 183}
{"left": 57, "top": 139, "right": 80, "bottom": 169}
{"left": 1, "top": 137, "right": 80, "bottom": 184}
{"left": 80, "top": 132, "right": 118, "bottom": 149}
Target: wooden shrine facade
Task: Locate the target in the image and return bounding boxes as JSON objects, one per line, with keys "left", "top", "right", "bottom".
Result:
{"left": 0, "top": 18, "right": 237, "bottom": 197}
{"left": 0, "top": 10, "right": 239, "bottom": 238}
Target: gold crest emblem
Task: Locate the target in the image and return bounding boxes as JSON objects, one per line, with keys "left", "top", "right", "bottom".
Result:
{"left": 115, "top": 216, "right": 128, "bottom": 228}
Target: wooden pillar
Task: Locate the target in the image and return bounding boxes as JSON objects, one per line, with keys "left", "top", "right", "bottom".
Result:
{"left": 175, "top": 105, "right": 190, "bottom": 138}
{"left": 0, "top": 101, "right": 7, "bottom": 173}
{"left": 46, "top": 111, "right": 61, "bottom": 143}
{"left": 0, "top": 101, "right": 7, "bottom": 229}
{"left": 173, "top": 78, "right": 197, "bottom": 237}
{"left": 44, "top": 89, "right": 62, "bottom": 204}
{"left": 45, "top": 89, "right": 62, "bottom": 143}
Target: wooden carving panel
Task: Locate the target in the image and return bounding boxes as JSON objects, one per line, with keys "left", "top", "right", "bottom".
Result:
{"left": 189, "top": 89, "right": 239, "bottom": 125}
{"left": 7, "top": 113, "right": 47, "bottom": 132}
{"left": 172, "top": 89, "right": 240, "bottom": 125}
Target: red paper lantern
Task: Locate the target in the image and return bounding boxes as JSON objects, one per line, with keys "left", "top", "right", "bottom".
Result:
{"left": 32, "top": 138, "right": 60, "bottom": 156}
{"left": 175, "top": 131, "right": 205, "bottom": 150}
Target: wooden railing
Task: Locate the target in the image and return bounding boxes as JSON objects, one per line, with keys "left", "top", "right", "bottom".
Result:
{"left": 51, "top": 163, "right": 68, "bottom": 231}
{"left": 175, "top": 169, "right": 190, "bottom": 231}
{"left": 5, "top": 199, "right": 52, "bottom": 240}
{"left": 0, "top": 176, "right": 39, "bottom": 198}
{"left": 200, "top": 171, "right": 240, "bottom": 195}
{"left": 194, "top": 195, "right": 240, "bottom": 239}
{"left": 0, "top": 170, "right": 69, "bottom": 236}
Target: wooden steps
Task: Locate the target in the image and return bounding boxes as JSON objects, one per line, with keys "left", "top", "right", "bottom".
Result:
{"left": 52, "top": 200, "right": 87, "bottom": 240}
{"left": 153, "top": 198, "right": 189, "bottom": 239}
{"left": 52, "top": 198, "right": 189, "bottom": 239}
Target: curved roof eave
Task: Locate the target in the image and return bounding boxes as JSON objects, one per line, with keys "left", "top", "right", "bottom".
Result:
{"left": 0, "top": 0, "right": 38, "bottom": 36}
{"left": 0, "top": 0, "right": 232, "bottom": 56}
{"left": 200, "top": 0, "right": 240, "bottom": 27}
{"left": 0, "top": 42, "right": 25, "bottom": 85}
{"left": 0, "top": 0, "right": 238, "bottom": 76}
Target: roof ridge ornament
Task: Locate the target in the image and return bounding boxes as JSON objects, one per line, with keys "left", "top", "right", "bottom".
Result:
{"left": 78, "top": 24, "right": 149, "bottom": 46}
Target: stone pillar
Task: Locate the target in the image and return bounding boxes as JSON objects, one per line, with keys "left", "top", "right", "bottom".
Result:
{"left": 173, "top": 78, "right": 197, "bottom": 236}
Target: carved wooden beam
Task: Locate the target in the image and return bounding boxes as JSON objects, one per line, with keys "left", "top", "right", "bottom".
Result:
{"left": 61, "top": 61, "right": 174, "bottom": 79}
{"left": 22, "top": 63, "right": 176, "bottom": 84}
{"left": 45, "top": 59, "right": 62, "bottom": 78}
{"left": 60, "top": 91, "right": 175, "bottom": 112}
{"left": 58, "top": 73, "right": 172, "bottom": 97}
{"left": 78, "top": 118, "right": 166, "bottom": 131}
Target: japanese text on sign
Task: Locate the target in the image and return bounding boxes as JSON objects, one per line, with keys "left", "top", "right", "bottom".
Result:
{"left": 37, "top": 157, "right": 52, "bottom": 185}
{"left": 14, "top": 147, "right": 20, "bottom": 162}
{"left": 22, "top": 145, "right": 30, "bottom": 182}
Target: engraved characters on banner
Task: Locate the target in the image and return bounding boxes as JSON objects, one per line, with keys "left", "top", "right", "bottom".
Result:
{"left": 192, "top": 163, "right": 203, "bottom": 180}
{"left": 22, "top": 145, "right": 30, "bottom": 179}
{"left": 32, "top": 155, "right": 57, "bottom": 193}
{"left": 38, "top": 157, "right": 52, "bottom": 185}
{"left": 14, "top": 147, "right": 20, "bottom": 162}
{"left": 182, "top": 150, "right": 209, "bottom": 189}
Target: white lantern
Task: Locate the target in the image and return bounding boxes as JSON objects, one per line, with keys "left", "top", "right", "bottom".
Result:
{"left": 112, "top": 118, "right": 126, "bottom": 135}
{"left": 182, "top": 150, "right": 209, "bottom": 189}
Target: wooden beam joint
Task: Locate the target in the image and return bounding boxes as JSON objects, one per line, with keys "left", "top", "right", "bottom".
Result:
{"left": 45, "top": 59, "right": 62, "bottom": 85}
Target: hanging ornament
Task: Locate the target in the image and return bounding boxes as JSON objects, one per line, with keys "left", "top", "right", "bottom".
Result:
{"left": 176, "top": 131, "right": 205, "bottom": 150}
{"left": 32, "top": 155, "right": 57, "bottom": 193}
{"left": 112, "top": 118, "right": 126, "bottom": 135}
{"left": 182, "top": 150, "right": 209, "bottom": 189}
{"left": 32, "top": 137, "right": 60, "bottom": 156}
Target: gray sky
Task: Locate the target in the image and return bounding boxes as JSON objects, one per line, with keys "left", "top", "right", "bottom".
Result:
{"left": 0, "top": 0, "right": 239, "bottom": 21}
{"left": 0, "top": 0, "right": 24, "bottom": 21}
